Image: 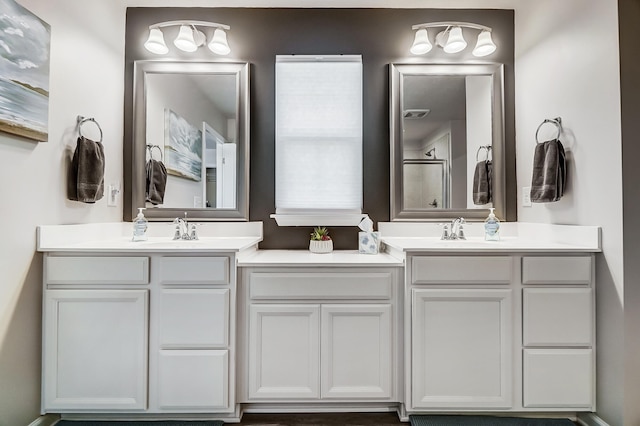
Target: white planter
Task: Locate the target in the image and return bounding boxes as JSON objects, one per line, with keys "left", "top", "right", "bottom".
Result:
{"left": 309, "top": 239, "right": 333, "bottom": 253}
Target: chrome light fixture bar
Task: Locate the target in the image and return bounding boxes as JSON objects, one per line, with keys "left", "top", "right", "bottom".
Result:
{"left": 144, "top": 20, "right": 231, "bottom": 55}
{"left": 410, "top": 21, "right": 496, "bottom": 57}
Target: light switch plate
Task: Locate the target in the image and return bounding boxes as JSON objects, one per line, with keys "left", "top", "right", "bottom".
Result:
{"left": 522, "top": 186, "right": 532, "bottom": 207}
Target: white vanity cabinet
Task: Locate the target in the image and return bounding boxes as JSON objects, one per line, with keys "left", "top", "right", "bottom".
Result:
{"left": 150, "top": 255, "right": 234, "bottom": 413}
{"left": 409, "top": 256, "right": 514, "bottom": 410}
{"left": 238, "top": 264, "right": 402, "bottom": 405}
{"left": 405, "top": 252, "right": 596, "bottom": 415}
{"left": 41, "top": 252, "right": 238, "bottom": 416}
{"left": 521, "top": 256, "right": 595, "bottom": 409}
{"left": 42, "top": 256, "right": 150, "bottom": 412}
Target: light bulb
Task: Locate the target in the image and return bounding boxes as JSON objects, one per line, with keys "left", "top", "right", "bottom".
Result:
{"left": 410, "top": 28, "right": 432, "bottom": 55}
{"left": 174, "top": 25, "right": 199, "bottom": 52}
{"left": 144, "top": 28, "right": 168, "bottom": 54}
{"left": 208, "top": 28, "right": 231, "bottom": 55}
{"left": 443, "top": 26, "right": 467, "bottom": 54}
{"left": 473, "top": 30, "right": 497, "bottom": 57}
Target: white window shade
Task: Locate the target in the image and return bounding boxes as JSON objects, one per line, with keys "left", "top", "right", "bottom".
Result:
{"left": 273, "top": 56, "right": 363, "bottom": 225}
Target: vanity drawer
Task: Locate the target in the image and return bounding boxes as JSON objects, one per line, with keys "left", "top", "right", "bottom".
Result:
{"left": 522, "top": 256, "right": 591, "bottom": 285}
{"left": 46, "top": 256, "right": 149, "bottom": 285}
{"left": 159, "top": 289, "right": 229, "bottom": 348}
{"left": 523, "top": 288, "right": 593, "bottom": 347}
{"left": 248, "top": 270, "right": 393, "bottom": 300}
{"left": 159, "top": 256, "right": 230, "bottom": 285}
{"left": 411, "top": 256, "right": 513, "bottom": 285}
{"left": 523, "top": 348, "right": 593, "bottom": 408}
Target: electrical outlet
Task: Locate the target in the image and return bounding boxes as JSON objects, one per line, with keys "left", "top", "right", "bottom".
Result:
{"left": 193, "top": 196, "right": 203, "bottom": 208}
{"left": 107, "top": 182, "right": 120, "bottom": 207}
{"left": 522, "top": 186, "right": 532, "bottom": 207}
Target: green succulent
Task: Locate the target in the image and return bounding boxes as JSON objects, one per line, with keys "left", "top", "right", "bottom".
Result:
{"left": 310, "top": 226, "right": 331, "bottom": 241}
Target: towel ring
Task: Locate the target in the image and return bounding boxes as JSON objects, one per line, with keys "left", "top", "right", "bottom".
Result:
{"left": 146, "top": 144, "right": 163, "bottom": 161}
{"left": 77, "top": 116, "right": 103, "bottom": 143}
{"left": 535, "top": 117, "right": 562, "bottom": 144}
{"left": 476, "top": 145, "right": 492, "bottom": 162}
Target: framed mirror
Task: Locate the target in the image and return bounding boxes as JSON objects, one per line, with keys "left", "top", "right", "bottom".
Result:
{"left": 128, "top": 60, "right": 249, "bottom": 221}
{"left": 390, "top": 63, "right": 505, "bottom": 221}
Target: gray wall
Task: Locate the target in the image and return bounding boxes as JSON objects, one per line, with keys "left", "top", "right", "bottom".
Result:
{"left": 124, "top": 8, "right": 515, "bottom": 249}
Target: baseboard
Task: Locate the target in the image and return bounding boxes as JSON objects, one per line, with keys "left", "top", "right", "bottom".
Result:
{"left": 28, "top": 414, "right": 60, "bottom": 426}
{"left": 576, "top": 413, "right": 610, "bottom": 426}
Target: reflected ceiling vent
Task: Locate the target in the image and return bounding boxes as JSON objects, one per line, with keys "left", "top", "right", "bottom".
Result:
{"left": 403, "top": 109, "right": 431, "bottom": 119}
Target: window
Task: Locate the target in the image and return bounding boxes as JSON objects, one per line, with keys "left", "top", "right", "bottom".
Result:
{"left": 272, "top": 55, "right": 363, "bottom": 226}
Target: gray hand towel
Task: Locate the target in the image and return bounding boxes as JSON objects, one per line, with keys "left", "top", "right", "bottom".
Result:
{"left": 68, "top": 136, "right": 105, "bottom": 203}
{"left": 146, "top": 158, "right": 167, "bottom": 205}
{"left": 530, "top": 139, "right": 566, "bottom": 203}
{"left": 473, "top": 160, "right": 492, "bottom": 205}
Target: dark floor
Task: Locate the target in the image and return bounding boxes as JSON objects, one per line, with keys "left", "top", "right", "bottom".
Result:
{"left": 236, "top": 412, "right": 404, "bottom": 425}
{"left": 234, "top": 413, "right": 581, "bottom": 425}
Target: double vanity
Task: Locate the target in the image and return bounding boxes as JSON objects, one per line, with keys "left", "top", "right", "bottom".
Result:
{"left": 37, "top": 221, "right": 600, "bottom": 422}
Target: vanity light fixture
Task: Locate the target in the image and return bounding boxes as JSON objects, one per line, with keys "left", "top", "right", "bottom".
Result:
{"left": 410, "top": 21, "right": 496, "bottom": 57}
{"left": 144, "top": 20, "right": 231, "bottom": 55}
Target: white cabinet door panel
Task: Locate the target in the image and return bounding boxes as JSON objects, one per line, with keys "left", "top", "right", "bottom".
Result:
{"left": 249, "top": 304, "right": 320, "bottom": 399}
{"left": 412, "top": 289, "right": 512, "bottom": 409}
{"left": 523, "top": 288, "right": 593, "bottom": 346}
{"left": 523, "top": 349, "right": 593, "bottom": 408}
{"left": 321, "top": 304, "right": 392, "bottom": 399}
{"left": 159, "top": 288, "right": 229, "bottom": 348}
{"left": 158, "top": 350, "right": 229, "bottom": 410}
{"left": 43, "top": 290, "right": 148, "bottom": 411}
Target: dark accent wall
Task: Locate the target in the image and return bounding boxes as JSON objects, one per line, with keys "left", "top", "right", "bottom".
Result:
{"left": 618, "top": 0, "right": 640, "bottom": 422}
{"left": 125, "top": 8, "right": 515, "bottom": 249}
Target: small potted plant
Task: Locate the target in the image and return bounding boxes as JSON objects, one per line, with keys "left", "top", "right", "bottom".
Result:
{"left": 309, "top": 226, "right": 333, "bottom": 253}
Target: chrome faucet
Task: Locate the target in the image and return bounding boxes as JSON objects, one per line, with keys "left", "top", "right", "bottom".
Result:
{"left": 451, "top": 217, "right": 466, "bottom": 240}
{"left": 173, "top": 213, "right": 198, "bottom": 240}
{"left": 442, "top": 217, "right": 466, "bottom": 240}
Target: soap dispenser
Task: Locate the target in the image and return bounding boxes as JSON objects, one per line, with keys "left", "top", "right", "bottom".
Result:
{"left": 484, "top": 207, "right": 500, "bottom": 241}
{"left": 132, "top": 207, "right": 148, "bottom": 242}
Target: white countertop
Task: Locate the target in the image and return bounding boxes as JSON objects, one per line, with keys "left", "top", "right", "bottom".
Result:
{"left": 37, "top": 222, "right": 263, "bottom": 253}
{"left": 238, "top": 249, "right": 404, "bottom": 267}
{"left": 378, "top": 222, "right": 601, "bottom": 255}
{"left": 37, "top": 221, "right": 601, "bottom": 256}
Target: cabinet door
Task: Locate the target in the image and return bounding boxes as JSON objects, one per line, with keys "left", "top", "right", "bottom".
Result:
{"left": 158, "top": 350, "right": 229, "bottom": 411}
{"left": 248, "top": 304, "right": 320, "bottom": 399}
{"left": 412, "top": 289, "right": 512, "bottom": 409}
{"left": 321, "top": 304, "right": 392, "bottom": 399}
{"left": 43, "top": 290, "right": 148, "bottom": 411}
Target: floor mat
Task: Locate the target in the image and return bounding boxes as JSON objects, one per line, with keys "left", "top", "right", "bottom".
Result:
{"left": 409, "top": 415, "right": 575, "bottom": 426}
{"left": 56, "top": 421, "right": 224, "bottom": 426}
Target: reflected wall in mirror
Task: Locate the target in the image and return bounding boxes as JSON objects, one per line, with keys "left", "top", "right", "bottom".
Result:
{"left": 129, "top": 61, "right": 249, "bottom": 221}
{"left": 390, "top": 63, "right": 505, "bottom": 221}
